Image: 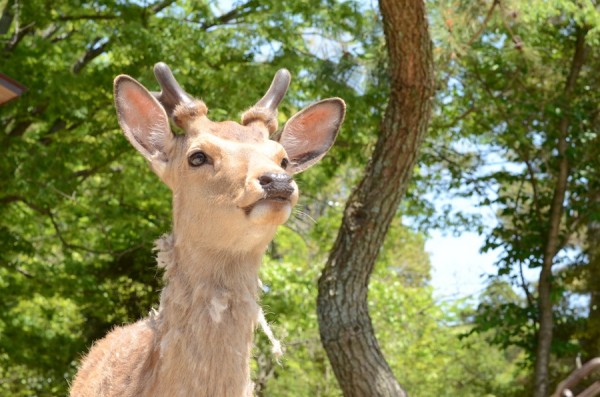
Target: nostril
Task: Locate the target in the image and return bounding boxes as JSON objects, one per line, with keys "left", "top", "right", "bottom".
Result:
{"left": 259, "top": 173, "right": 294, "bottom": 199}
{"left": 259, "top": 174, "right": 274, "bottom": 186}
{"left": 259, "top": 173, "right": 292, "bottom": 186}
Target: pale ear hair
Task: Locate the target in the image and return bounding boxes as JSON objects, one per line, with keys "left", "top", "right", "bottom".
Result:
{"left": 277, "top": 98, "right": 345, "bottom": 174}
{"left": 114, "top": 75, "right": 174, "bottom": 167}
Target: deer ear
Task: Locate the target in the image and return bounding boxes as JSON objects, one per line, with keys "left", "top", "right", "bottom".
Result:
{"left": 278, "top": 98, "right": 345, "bottom": 174}
{"left": 114, "top": 75, "right": 173, "bottom": 171}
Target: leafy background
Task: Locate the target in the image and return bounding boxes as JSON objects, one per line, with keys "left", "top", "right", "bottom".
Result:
{"left": 1, "top": 0, "right": 598, "bottom": 396}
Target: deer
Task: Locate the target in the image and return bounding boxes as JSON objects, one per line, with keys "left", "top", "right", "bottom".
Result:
{"left": 69, "top": 63, "right": 345, "bottom": 397}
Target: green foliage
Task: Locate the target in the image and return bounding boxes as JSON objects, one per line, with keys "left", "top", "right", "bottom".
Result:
{"left": 425, "top": 0, "right": 600, "bottom": 391}
{"left": 255, "top": 198, "right": 523, "bottom": 396}
{"left": 1, "top": 0, "right": 379, "bottom": 393}
{"left": 3, "top": 0, "right": 588, "bottom": 395}
{"left": 373, "top": 283, "right": 527, "bottom": 397}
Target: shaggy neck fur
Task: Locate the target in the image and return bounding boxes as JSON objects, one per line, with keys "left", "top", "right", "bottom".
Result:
{"left": 144, "top": 233, "right": 263, "bottom": 396}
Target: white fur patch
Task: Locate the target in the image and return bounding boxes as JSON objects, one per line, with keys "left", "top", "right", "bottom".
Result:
{"left": 155, "top": 234, "right": 175, "bottom": 270}
{"left": 209, "top": 293, "right": 230, "bottom": 323}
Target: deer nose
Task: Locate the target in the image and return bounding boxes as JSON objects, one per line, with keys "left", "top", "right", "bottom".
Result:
{"left": 258, "top": 173, "right": 294, "bottom": 200}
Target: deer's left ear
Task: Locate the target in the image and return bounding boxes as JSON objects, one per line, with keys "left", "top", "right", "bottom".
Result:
{"left": 277, "top": 98, "right": 345, "bottom": 174}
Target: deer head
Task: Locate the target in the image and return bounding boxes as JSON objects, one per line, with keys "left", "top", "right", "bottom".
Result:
{"left": 114, "top": 63, "right": 345, "bottom": 254}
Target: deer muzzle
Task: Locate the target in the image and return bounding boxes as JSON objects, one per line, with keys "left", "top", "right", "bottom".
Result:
{"left": 258, "top": 173, "right": 295, "bottom": 201}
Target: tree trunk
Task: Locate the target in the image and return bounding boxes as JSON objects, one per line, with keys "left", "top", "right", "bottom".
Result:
{"left": 532, "top": 27, "right": 588, "bottom": 397}
{"left": 316, "top": 1, "right": 434, "bottom": 396}
{"left": 0, "top": 0, "right": 15, "bottom": 35}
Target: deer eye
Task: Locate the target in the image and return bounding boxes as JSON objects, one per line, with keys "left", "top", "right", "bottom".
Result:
{"left": 188, "top": 151, "right": 208, "bottom": 167}
{"left": 280, "top": 158, "right": 289, "bottom": 170}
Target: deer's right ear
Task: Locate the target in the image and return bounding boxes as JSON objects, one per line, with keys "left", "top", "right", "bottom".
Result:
{"left": 114, "top": 75, "right": 173, "bottom": 172}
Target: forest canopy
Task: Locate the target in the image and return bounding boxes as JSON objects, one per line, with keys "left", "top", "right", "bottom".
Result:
{"left": 1, "top": 0, "right": 598, "bottom": 396}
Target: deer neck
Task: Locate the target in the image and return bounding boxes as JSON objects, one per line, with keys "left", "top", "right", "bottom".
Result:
{"left": 149, "top": 233, "right": 263, "bottom": 396}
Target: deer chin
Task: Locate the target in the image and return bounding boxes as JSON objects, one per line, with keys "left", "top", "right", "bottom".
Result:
{"left": 245, "top": 198, "right": 292, "bottom": 225}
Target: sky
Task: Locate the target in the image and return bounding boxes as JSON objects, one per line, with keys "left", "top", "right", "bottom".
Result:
{"left": 427, "top": 230, "right": 499, "bottom": 301}
{"left": 425, "top": 196, "right": 540, "bottom": 303}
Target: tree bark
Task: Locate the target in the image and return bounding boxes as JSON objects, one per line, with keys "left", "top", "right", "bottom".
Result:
{"left": 316, "top": 1, "right": 434, "bottom": 396}
{"left": 0, "top": 0, "right": 15, "bottom": 35}
{"left": 532, "top": 27, "right": 588, "bottom": 397}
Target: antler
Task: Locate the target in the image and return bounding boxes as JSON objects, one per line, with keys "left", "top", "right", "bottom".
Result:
{"left": 241, "top": 69, "right": 291, "bottom": 134}
{"left": 152, "top": 62, "right": 207, "bottom": 127}
{"left": 253, "top": 69, "right": 291, "bottom": 111}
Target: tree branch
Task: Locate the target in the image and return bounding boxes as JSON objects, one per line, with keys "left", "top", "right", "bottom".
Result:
{"left": 72, "top": 37, "right": 110, "bottom": 74}
{"left": 205, "top": 0, "right": 259, "bottom": 29}
{"left": 46, "top": 210, "right": 109, "bottom": 255}
{"left": 518, "top": 260, "right": 535, "bottom": 314}
{"left": 161, "top": 0, "right": 259, "bottom": 30}
{"left": 523, "top": 157, "right": 543, "bottom": 223}
{"left": 3, "top": 195, "right": 136, "bottom": 256}
{"left": 57, "top": 14, "right": 118, "bottom": 21}
{"left": 533, "top": 26, "right": 589, "bottom": 397}
{"left": 70, "top": 0, "right": 178, "bottom": 74}
{"left": 432, "top": 104, "right": 476, "bottom": 130}
{"left": 1, "top": 195, "right": 49, "bottom": 215}
{"left": 149, "top": 0, "right": 177, "bottom": 13}
{"left": 0, "top": 195, "right": 27, "bottom": 206}
{"left": 497, "top": 0, "right": 523, "bottom": 50}
{"left": 0, "top": 0, "right": 15, "bottom": 35}
{"left": 4, "top": 21, "right": 35, "bottom": 52}
{"left": 466, "top": 0, "right": 499, "bottom": 46}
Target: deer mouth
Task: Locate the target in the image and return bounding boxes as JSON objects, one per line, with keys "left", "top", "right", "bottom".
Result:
{"left": 242, "top": 191, "right": 294, "bottom": 215}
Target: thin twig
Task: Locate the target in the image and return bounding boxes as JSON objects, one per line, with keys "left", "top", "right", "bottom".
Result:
{"left": 57, "top": 14, "right": 118, "bottom": 21}
{"left": 523, "top": 157, "right": 543, "bottom": 223}
{"left": 466, "top": 0, "right": 500, "bottom": 46}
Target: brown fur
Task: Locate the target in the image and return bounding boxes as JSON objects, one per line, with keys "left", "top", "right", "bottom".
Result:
{"left": 70, "top": 69, "right": 345, "bottom": 397}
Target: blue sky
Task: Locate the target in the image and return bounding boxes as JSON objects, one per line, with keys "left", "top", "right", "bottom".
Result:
{"left": 428, "top": 230, "right": 500, "bottom": 301}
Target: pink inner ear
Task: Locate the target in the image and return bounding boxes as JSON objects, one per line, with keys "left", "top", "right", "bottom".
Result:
{"left": 278, "top": 98, "right": 344, "bottom": 174}
{"left": 120, "top": 82, "right": 164, "bottom": 133}
{"left": 281, "top": 100, "right": 342, "bottom": 157}
{"left": 297, "top": 106, "right": 335, "bottom": 142}
{"left": 302, "top": 104, "right": 340, "bottom": 147}
{"left": 116, "top": 78, "right": 171, "bottom": 158}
